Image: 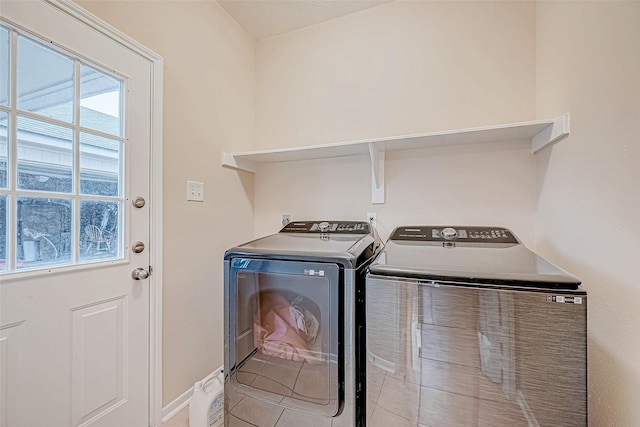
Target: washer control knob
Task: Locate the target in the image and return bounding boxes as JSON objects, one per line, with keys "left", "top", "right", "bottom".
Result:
{"left": 318, "top": 221, "right": 331, "bottom": 232}
{"left": 441, "top": 227, "right": 457, "bottom": 239}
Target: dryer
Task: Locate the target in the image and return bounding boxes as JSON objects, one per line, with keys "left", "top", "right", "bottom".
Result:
{"left": 224, "top": 221, "right": 382, "bottom": 427}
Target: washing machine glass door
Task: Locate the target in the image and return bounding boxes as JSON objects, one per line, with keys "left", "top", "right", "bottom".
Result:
{"left": 228, "top": 258, "right": 342, "bottom": 416}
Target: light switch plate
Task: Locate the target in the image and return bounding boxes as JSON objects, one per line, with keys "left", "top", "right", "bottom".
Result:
{"left": 187, "top": 181, "right": 204, "bottom": 202}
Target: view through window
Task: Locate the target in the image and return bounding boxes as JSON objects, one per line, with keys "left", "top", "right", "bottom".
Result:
{"left": 0, "top": 24, "right": 125, "bottom": 273}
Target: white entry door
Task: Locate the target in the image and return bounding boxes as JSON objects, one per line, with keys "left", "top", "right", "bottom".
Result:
{"left": 0, "top": 2, "right": 158, "bottom": 426}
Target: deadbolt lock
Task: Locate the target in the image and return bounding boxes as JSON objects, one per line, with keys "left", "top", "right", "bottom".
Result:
{"left": 132, "top": 241, "right": 145, "bottom": 253}
{"left": 132, "top": 196, "right": 146, "bottom": 208}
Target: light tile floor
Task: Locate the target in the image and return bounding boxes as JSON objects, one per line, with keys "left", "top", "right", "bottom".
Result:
{"left": 163, "top": 406, "right": 189, "bottom": 427}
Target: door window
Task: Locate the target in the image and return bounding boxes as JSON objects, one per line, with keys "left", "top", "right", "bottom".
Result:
{"left": 0, "top": 24, "right": 125, "bottom": 273}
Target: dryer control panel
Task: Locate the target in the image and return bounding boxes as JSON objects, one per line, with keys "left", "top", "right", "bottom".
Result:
{"left": 390, "top": 226, "right": 518, "bottom": 244}
{"left": 281, "top": 221, "right": 370, "bottom": 234}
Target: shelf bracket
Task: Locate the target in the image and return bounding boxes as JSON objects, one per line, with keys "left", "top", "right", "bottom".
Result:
{"left": 368, "top": 142, "right": 385, "bottom": 204}
{"left": 531, "top": 113, "right": 570, "bottom": 153}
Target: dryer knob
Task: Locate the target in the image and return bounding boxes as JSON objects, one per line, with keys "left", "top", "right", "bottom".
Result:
{"left": 442, "top": 227, "right": 457, "bottom": 239}
{"left": 319, "top": 221, "right": 331, "bottom": 232}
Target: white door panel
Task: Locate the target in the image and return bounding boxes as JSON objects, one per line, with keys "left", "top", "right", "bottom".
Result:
{"left": 0, "top": 321, "right": 25, "bottom": 427}
{"left": 0, "top": 1, "right": 153, "bottom": 426}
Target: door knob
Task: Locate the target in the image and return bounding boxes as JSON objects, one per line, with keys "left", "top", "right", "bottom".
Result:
{"left": 132, "top": 267, "right": 150, "bottom": 280}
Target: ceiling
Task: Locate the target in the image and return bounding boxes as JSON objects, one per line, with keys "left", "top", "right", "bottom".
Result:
{"left": 217, "top": 0, "right": 393, "bottom": 40}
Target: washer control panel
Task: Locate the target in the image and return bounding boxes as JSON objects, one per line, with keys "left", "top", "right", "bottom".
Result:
{"left": 391, "top": 226, "right": 518, "bottom": 244}
{"left": 281, "top": 221, "right": 370, "bottom": 234}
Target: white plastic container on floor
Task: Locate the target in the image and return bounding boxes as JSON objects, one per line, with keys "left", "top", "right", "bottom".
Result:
{"left": 189, "top": 369, "right": 224, "bottom": 427}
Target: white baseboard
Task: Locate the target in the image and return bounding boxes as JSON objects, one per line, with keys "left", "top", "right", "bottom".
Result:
{"left": 162, "top": 366, "right": 223, "bottom": 424}
{"left": 162, "top": 385, "right": 193, "bottom": 424}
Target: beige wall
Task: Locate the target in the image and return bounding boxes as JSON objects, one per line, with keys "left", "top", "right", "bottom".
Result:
{"left": 256, "top": 1, "right": 536, "bottom": 151}
{"left": 536, "top": 2, "right": 640, "bottom": 425}
{"left": 77, "top": 0, "right": 256, "bottom": 405}
{"left": 254, "top": 1, "right": 538, "bottom": 243}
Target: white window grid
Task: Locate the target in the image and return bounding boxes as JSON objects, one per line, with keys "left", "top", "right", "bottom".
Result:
{"left": 0, "top": 22, "right": 127, "bottom": 274}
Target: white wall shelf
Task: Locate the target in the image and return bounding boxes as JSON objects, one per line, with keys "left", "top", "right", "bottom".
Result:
{"left": 222, "top": 113, "right": 570, "bottom": 204}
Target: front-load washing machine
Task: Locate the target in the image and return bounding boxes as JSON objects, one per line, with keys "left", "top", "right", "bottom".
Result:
{"left": 224, "top": 221, "right": 382, "bottom": 427}
{"left": 365, "top": 225, "right": 586, "bottom": 427}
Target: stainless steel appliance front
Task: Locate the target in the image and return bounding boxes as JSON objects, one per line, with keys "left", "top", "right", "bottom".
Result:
{"left": 366, "top": 278, "right": 587, "bottom": 426}
{"left": 365, "top": 226, "right": 587, "bottom": 427}
{"left": 227, "top": 258, "right": 342, "bottom": 417}
{"left": 224, "top": 221, "right": 381, "bottom": 427}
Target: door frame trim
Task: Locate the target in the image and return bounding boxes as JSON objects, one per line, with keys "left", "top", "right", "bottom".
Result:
{"left": 44, "top": 1, "right": 164, "bottom": 425}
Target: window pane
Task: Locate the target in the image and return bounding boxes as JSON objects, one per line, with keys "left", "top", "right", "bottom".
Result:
{"left": 0, "top": 195, "right": 6, "bottom": 272}
{"left": 0, "top": 26, "right": 8, "bottom": 106}
{"left": 17, "top": 196, "right": 71, "bottom": 269}
{"left": 80, "top": 132, "right": 120, "bottom": 196}
{"left": 0, "top": 110, "right": 7, "bottom": 188}
{"left": 17, "top": 36, "right": 74, "bottom": 123}
{"left": 80, "top": 65, "right": 121, "bottom": 136}
{"left": 17, "top": 115, "right": 73, "bottom": 193}
{"left": 80, "top": 200, "right": 119, "bottom": 261}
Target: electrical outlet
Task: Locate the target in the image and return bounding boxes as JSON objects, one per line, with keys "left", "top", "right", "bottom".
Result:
{"left": 187, "top": 181, "right": 204, "bottom": 202}
{"left": 367, "top": 212, "right": 377, "bottom": 224}
{"left": 282, "top": 214, "right": 291, "bottom": 226}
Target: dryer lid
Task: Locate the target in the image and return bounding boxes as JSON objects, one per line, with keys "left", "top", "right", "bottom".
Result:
{"left": 225, "top": 221, "right": 381, "bottom": 267}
